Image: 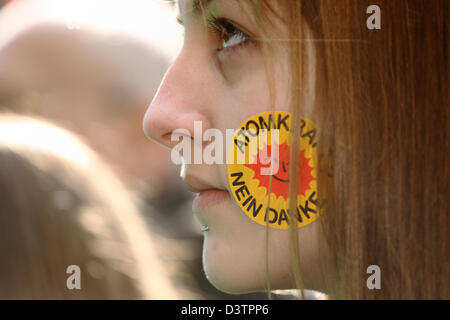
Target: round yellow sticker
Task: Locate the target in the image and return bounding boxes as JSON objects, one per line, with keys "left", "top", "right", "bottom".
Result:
{"left": 227, "top": 111, "right": 319, "bottom": 230}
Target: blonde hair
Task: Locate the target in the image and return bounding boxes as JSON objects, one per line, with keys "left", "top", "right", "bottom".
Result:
{"left": 0, "top": 113, "right": 178, "bottom": 299}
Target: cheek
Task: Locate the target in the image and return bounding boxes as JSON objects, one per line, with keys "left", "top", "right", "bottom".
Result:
{"left": 218, "top": 55, "right": 271, "bottom": 117}
{"left": 213, "top": 49, "right": 291, "bottom": 136}
{"left": 218, "top": 45, "right": 263, "bottom": 84}
{"left": 227, "top": 65, "right": 290, "bottom": 120}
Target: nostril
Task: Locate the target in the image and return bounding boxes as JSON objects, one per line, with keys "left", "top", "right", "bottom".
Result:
{"left": 142, "top": 109, "right": 172, "bottom": 145}
{"left": 161, "top": 132, "right": 174, "bottom": 144}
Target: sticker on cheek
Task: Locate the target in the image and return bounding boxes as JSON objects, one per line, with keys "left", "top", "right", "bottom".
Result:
{"left": 227, "top": 111, "right": 319, "bottom": 230}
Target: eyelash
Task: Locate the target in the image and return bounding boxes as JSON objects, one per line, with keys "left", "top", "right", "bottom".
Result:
{"left": 205, "top": 16, "right": 251, "bottom": 54}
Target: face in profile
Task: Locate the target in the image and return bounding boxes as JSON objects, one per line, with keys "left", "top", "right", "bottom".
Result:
{"left": 144, "top": 0, "right": 323, "bottom": 294}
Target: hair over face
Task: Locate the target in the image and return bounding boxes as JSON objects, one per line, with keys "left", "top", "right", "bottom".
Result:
{"left": 224, "top": 0, "right": 449, "bottom": 299}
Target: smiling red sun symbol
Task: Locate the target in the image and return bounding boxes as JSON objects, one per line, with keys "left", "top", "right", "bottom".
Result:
{"left": 245, "top": 142, "right": 315, "bottom": 200}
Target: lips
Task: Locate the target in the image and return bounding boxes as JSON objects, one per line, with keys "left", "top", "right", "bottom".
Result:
{"left": 183, "top": 174, "right": 230, "bottom": 210}
{"left": 193, "top": 189, "right": 230, "bottom": 210}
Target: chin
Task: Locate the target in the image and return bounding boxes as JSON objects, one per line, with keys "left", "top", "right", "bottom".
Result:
{"left": 201, "top": 231, "right": 266, "bottom": 294}
{"left": 200, "top": 224, "right": 303, "bottom": 294}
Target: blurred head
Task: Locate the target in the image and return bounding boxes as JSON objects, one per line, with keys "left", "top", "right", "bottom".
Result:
{"left": 0, "top": 19, "right": 178, "bottom": 193}
{"left": 0, "top": 113, "right": 177, "bottom": 299}
{"left": 144, "top": 0, "right": 449, "bottom": 298}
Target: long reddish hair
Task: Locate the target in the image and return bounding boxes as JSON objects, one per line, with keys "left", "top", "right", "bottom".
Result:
{"left": 236, "top": 0, "right": 449, "bottom": 299}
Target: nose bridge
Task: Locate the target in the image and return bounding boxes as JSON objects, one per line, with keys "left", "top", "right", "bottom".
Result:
{"left": 143, "top": 53, "right": 211, "bottom": 148}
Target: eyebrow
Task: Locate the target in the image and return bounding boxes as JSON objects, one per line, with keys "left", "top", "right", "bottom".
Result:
{"left": 177, "top": 0, "right": 213, "bottom": 24}
{"left": 193, "top": 0, "right": 212, "bottom": 12}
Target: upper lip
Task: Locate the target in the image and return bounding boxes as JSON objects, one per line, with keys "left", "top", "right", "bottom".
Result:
{"left": 183, "top": 174, "right": 224, "bottom": 194}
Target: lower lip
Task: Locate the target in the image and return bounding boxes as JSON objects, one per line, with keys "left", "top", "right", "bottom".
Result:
{"left": 193, "top": 189, "right": 230, "bottom": 210}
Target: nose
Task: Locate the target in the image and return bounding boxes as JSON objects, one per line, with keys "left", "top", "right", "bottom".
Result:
{"left": 143, "top": 55, "right": 211, "bottom": 149}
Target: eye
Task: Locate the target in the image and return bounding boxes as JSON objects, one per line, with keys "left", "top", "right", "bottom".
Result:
{"left": 206, "top": 16, "right": 251, "bottom": 53}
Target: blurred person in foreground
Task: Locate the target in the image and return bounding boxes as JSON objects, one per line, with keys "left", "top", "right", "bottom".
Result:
{"left": 0, "top": 0, "right": 9, "bottom": 10}
{"left": 0, "top": 113, "right": 177, "bottom": 299}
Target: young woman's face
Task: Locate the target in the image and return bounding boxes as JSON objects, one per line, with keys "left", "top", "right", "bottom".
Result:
{"left": 144, "top": 0, "right": 323, "bottom": 294}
